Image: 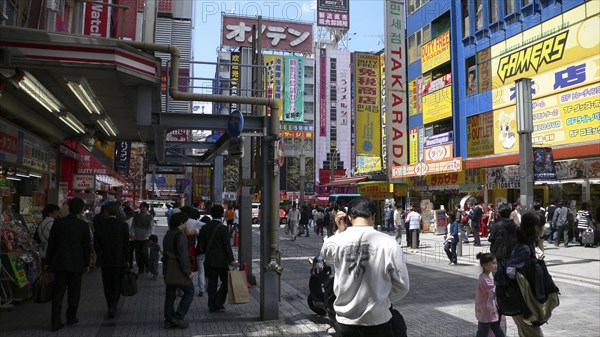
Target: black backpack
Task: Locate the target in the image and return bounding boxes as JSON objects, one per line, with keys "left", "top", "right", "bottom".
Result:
{"left": 490, "top": 220, "right": 516, "bottom": 263}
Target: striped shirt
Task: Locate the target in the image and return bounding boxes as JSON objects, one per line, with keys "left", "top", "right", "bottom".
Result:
{"left": 577, "top": 210, "right": 591, "bottom": 230}
{"left": 406, "top": 211, "right": 422, "bottom": 230}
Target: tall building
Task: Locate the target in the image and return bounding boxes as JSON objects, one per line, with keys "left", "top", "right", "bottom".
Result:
{"left": 403, "top": 0, "right": 599, "bottom": 212}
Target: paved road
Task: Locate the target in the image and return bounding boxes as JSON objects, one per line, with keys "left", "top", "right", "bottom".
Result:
{"left": 1, "top": 218, "right": 598, "bottom": 336}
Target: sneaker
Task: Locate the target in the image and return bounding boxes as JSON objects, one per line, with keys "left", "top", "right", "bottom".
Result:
{"left": 448, "top": 262, "right": 453, "bottom": 265}
{"left": 170, "top": 319, "right": 188, "bottom": 329}
{"left": 414, "top": 249, "right": 419, "bottom": 253}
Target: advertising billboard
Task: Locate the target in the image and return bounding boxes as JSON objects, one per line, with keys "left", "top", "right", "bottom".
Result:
{"left": 317, "top": 0, "right": 350, "bottom": 29}
{"left": 284, "top": 56, "right": 304, "bottom": 122}
{"left": 357, "top": 156, "right": 382, "bottom": 173}
{"left": 221, "top": 15, "right": 313, "bottom": 53}
{"left": 421, "top": 31, "right": 450, "bottom": 73}
{"left": 467, "top": 111, "right": 495, "bottom": 157}
{"left": 422, "top": 85, "right": 452, "bottom": 124}
{"left": 264, "top": 55, "right": 284, "bottom": 120}
{"left": 384, "top": 0, "right": 408, "bottom": 175}
{"left": 354, "top": 52, "right": 381, "bottom": 157}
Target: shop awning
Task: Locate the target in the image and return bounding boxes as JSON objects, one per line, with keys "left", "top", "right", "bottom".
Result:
{"left": 321, "top": 176, "right": 368, "bottom": 187}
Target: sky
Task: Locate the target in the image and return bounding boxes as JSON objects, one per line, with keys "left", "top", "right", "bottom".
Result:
{"left": 191, "top": 0, "right": 385, "bottom": 90}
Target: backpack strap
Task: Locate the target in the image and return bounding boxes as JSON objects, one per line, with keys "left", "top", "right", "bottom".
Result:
{"left": 204, "top": 224, "right": 220, "bottom": 254}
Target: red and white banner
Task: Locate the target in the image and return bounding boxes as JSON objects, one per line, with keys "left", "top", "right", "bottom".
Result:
{"left": 385, "top": 0, "right": 408, "bottom": 179}
{"left": 73, "top": 175, "right": 94, "bottom": 190}
{"left": 83, "top": 0, "right": 110, "bottom": 37}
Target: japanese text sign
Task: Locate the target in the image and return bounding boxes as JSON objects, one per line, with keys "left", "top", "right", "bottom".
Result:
{"left": 284, "top": 56, "right": 305, "bottom": 122}
{"left": 392, "top": 157, "right": 462, "bottom": 179}
{"left": 384, "top": 0, "right": 408, "bottom": 176}
{"left": 264, "top": 55, "right": 284, "bottom": 120}
{"left": 354, "top": 52, "right": 381, "bottom": 157}
{"left": 0, "top": 121, "right": 18, "bottom": 163}
{"left": 317, "top": 0, "right": 350, "bottom": 29}
{"left": 421, "top": 30, "right": 450, "bottom": 73}
{"left": 409, "top": 128, "right": 419, "bottom": 164}
{"left": 222, "top": 15, "right": 313, "bottom": 53}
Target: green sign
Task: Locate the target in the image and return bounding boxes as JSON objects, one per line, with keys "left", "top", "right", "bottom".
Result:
{"left": 283, "top": 56, "right": 304, "bottom": 122}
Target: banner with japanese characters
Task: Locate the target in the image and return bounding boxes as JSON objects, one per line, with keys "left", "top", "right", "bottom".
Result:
{"left": 283, "top": 56, "right": 304, "bottom": 122}
{"left": 221, "top": 15, "right": 313, "bottom": 53}
{"left": 0, "top": 119, "right": 19, "bottom": 163}
{"left": 264, "top": 55, "right": 284, "bottom": 120}
{"left": 354, "top": 52, "right": 381, "bottom": 157}
{"left": 317, "top": 0, "right": 350, "bottom": 28}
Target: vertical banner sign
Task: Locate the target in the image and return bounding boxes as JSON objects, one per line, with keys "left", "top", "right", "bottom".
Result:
{"left": 284, "top": 56, "right": 305, "bottom": 122}
{"left": 354, "top": 52, "right": 381, "bottom": 156}
{"left": 329, "top": 57, "right": 338, "bottom": 150}
{"left": 83, "top": 0, "right": 110, "bottom": 37}
{"left": 319, "top": 48, "right": 328, "bottom": 136}
{"left": 533, "top": 147, "right": 558, "bottom": 182}
{"left": 114, "top": 141, "right": 131, "bottom": 175}
{"left": 230, "top": 52, "right": 240, "bottom": 111}
{"left": 409, "top": 128, "right": 419, "bottom": 164}
{"left": 385, "top": 0, "right": 408, "bottom": 179}
{"left": 380, "top": 51, "right": 387, "bottom": 170}
{"left": 338, "top": 54, "right": 351, "bottom": 126}
{"left": 264, "top": 55, "right": 284, "bottom": 120}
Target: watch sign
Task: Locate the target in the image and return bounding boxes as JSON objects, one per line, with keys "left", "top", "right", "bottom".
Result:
{"left": 83, "top": 0, "right": 110, "bottom": 37}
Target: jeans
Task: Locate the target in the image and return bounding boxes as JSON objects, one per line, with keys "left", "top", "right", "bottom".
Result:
{"left": 408, "top": 229, "right": 420, "bottom": 249}
{"left": 554, "top": 225, "right": 569, "bottom": 246}
{"left": 395, "top": 226, "right": 403, "bottom": 244}
{"left": 385, "top": 218, "right": 393, "bottom": 232}
{"left": 197, "top": 254, "right": 206, "bottom": 293}
{"left": 472, "top": 225, "right": 481, "bottom": 245}
{"left": 335, "top": 319, "right": 394, "bottom": 337}
{"left": 101, "top": 267, "right": 125, "bottom": 311}
{"left": 134, "top": 240, "right": 149, "bottom": 273}
{"left": 164, "top": 284, "right": 194, "bottom": 322}
{"left": 444, "top": 240, "right": 457, "bottom": 264}
{"left": 300, "top": 223, "right": 309, "bottom": 236}
{"left": 476, "top": 319, "right": 505, "bottom": 337}
{"left": 459, "top": 226, "right": 469, "bottom": 242}
{"left": 205, "top": 266, "right": 229, "bottom": 310}
{"left": 289, "top": 221, "right": 299, "bottom": 239}
{"left": 52, "top": 271, "right": 82, "bottom": 327}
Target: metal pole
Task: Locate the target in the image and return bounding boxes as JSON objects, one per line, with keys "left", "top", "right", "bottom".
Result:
{"left": 516, "top": 78, "right": 534, "bottom": 211}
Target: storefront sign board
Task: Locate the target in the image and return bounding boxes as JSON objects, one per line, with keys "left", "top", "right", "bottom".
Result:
{"left": 421, "top": 31, "right": 451, "bottom": 73}
{"left": 467, "top": 111, "right": 495, "bottom": 157}
{"left": 73, "top": 175, "right": 95, "bottom": 190}
{"left": 423, "top": 131, "right": 453, "bottom": 147}
{"left": 357, "top": 155, "right": 382, "bottom": 173}
{"left": 355, "top": 52, "right": 381, "bottom": 156}
{"left": 409, "top": 128, "right": 419, "bottom": 164}
{"left": 357, "top": 182, "right": 393, "bottom": 195}
{"left": 317, "top": 0, "right": 350, "bottom": 28}
{"left": 0, "top": 120, "right": 18, "bottom": 163}
{"left": 392, "top": 157, "right": 462, "bottom": 179}
{"left": 422, "top": 86, "right": 452, "bottom": 124}
{"left": 424, "top": 144, "right": 453, "bottom": 162}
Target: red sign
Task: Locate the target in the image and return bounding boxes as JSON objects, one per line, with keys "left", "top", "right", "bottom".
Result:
{"left": 114, "top": 0, "right": 137, "bottom": 40}
{"left": 83, "top": 0, "right": 110, "bottom": 37}
{"left": 0, "top": 131, "right": 18, "bottom": 155}
{"left": 221, "top": 15, "right": 313, "bottom": 53}
{"left": 319, "top": 169, "right": 346, "bottom": 185}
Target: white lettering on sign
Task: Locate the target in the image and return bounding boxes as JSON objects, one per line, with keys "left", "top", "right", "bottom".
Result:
{"left": 225, "top": 22, "right": 310, "bottom": 48}
{"left": 89, "top": 4, "right": 103, "bottom": 37}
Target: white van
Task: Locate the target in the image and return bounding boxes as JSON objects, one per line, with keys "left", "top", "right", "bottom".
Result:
{"left": 252, "top": 203, "right": 260, "bottom": 224}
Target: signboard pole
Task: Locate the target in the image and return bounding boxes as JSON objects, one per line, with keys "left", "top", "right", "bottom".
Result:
{"left": 516, "top": 78, "right": 534, "bottom": 211}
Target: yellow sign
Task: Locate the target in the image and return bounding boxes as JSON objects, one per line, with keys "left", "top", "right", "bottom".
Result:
{"left": 264, "top": 55, "right": 284, "bottom": 120}
{"left": 491, "top": 5, "right": 600, "bottom": 85}
{"left": 467, "top": 111, "right": 495, "bottom": 157}
{"left": 422, "top": 85, "right": 452, "bottom": 124}
{"left": 357, "top": 182, "right": 393, "bottom": 195}
{"left": 409, "top": 128, "right": 419, "bottom": 164}
{"left": 355, "top": 53, "right": 381, "bottom": 156}
{"left": 94, "top": 140, "right": 115, "bottom": 162}
{"left": 357, "top": 155, "right": 382, "bottom": 173}
{"left": 421, "top": 31, "right": 451, "bottom": 73}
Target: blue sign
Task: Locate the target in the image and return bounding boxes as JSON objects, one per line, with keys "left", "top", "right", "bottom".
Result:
{"left": 424, "top": 131, "right": 453, "bottom": 148}
{"left": 227, "top": 110, "right": 244, "bottom": 137}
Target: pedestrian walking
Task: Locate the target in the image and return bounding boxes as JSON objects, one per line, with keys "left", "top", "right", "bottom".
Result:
{"left": 510, "top": 203, "right": 522, "bottom": 226}
{"left": 197, "top": 205, "right": 236, "bottom": 313}
{"left": 131, "top": 202, "right": 154, "bottom": 275}
{"left": 315, "top": 207, "right": 325, "bottom": 236}
{"left": 393, "top": 205, "right": 404, "bottom": 244}
{"left": 552, "top": 201, "right": 570, "bottom": 247}
{"left": 406, "top": 205, "right": 422, "bottom": 252}
{"left": 196, "top": 215, "right": 212, "bottom": 297}
{"left": 93, "top": 202, "right": 129, "bottom": 318}
{"left": 321, "top": 197, "right": 410, "bottom": 336}
{"left": 46, "top": 198, "right": 91, "bottom": 332}
{"left": 149, "top": 235, "right": 162, "bottom": 280}
{"left": 232, "top": 206, "right": 239, "bottom": 238}
{"left": 475, "top": 252, "right": 505, "bottom": 337}
{"left": 469, "top": 200, "right": 484, "bottom": 246}
{"left": 226, "top": 205, "right": 235, "bottom": 237}
{"left": 328, "top": 204, "right": 339, "bottom": 237}
{"left": 575, "top": 202, "right": 592, "bottom": 245}
{"left": 36, "top": 204, "right": 60, "bottom": 265}
{"left": 488, "top": 203, "right": 518, "bottom": 266}
{"left": 287, "top": 203, "right": 301, "bottom": 241}
{"left": 162, "top": 212, "right": 194, "bottom": 329}
{"left": 125, "top": 209, "right": 135, "bottom": 270}
{"left": 385, "top": 204, "right": 394, "bottom": 232}
{"left": 545, "top": 201, "right": 558, "bottom": 244}
{"left": 300, "top": 205, "right": 310, "bottom": 237}
{"left": 444, "top": 212, "right": 459, "bottom": 265}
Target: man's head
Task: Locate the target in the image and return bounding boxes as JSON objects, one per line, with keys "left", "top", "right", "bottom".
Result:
{"left": 106, "top": 201, "right": 121, "bottom": 217}
{"left": 43, "top": 204, "right": 61, "bottom": 219}
{"left": 347, "top": 197, "right": 377, "bottom": 223}
{"left": 513, "top": 203, "right": 522, "bottom": 211}
{"left": 139, "top": 202, "right": 149, "bottom": 214}
{"left": 69, "top": 198, "right": 85, "bottom": 215}
{"left": 497, "top": 202, "right": 512, "bottom": 219}
{"left": 211, "top": 204, "right": 225, "bottom": 219}
{"left": 169, "top": 212, "right": 189, "bottom": 229}
{"left": 455, "top": 204, "right": 461, "bottom": 210}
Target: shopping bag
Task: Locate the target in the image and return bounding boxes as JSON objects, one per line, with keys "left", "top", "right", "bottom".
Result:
{"left": 33, "top": 271, "right": 54, "bottom": 303}
{"left": 227, "top": 270, "right": 249, "bottom": 304}
{"left": 164, "top": 252, "right": 193, "bottom": 288}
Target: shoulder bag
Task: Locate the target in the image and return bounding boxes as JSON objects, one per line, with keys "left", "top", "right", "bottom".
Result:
{"left": 164, "top": 231, "right": 193, "bottom": 288}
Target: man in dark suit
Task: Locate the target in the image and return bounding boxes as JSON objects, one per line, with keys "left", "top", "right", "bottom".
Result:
{"left": 94, "top": 201, "right": 130, "bottom": 318}
{"left": 46, "top": 198, "right": 91, "bottom": 332}
{"left": 197, "top": 205, "right": 236, "bottom": 312}
{"left": 469, "top": 200, "right": 485, "bottom": 247}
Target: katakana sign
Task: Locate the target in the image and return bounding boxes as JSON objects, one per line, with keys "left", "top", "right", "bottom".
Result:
{"left": 221, "top": 15, "right": 313, "bottom": 53}
{"left": 317, "top": 0, "right": 350, "bottom": 29}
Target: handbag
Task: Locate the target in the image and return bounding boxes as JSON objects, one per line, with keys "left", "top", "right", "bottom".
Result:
{"left": 390, "top": 306, "right": 407, "bottom": 337}
{"left": 227, "top": 269, "right": 250, "bottom": 304}
{"left": 33, "top": 270, "right": 55, "bottom": 303}
{"left": 121, "top": 270, "right": 138, "bottom": 296}
{"left": 164, "top": 232, "right": 193, "bottom": 288}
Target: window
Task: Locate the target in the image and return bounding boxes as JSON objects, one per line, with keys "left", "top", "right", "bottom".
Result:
{"left": 522, "top": 0, "right": 533, "bottom": 6}
{"left": 408, "top": 25, "right": 430, "bottom": 64}
{"left": 304, "top": 84, "right": 314, "bottom": 96}
{"left": 505, "top": 0, "right": 516, "bottom": 15}
{"left": 304, "top": 66, "right": 314, "bottom": 78}
{"left": 304, "top": 101, "right": 314, "bottom": 115}
{"left": 489, "top": 0, "right": 499, "bottom": 23}
{"left": 466, "top": 57, "right": 477, "bottom": 95}
{"left": 462, "top": 0, "right": 471, "bottom": 37}
{"left": 475, "top": 0, "right": 484, "bottom": 31}
{"left": 408, "top": 0, "right": 430, "bottom": 16}
{"left": 408, "top": 34, "right": 417, "bottom": 63}
{"left": 422, "top": 25, "right": 431, "bottom": 44}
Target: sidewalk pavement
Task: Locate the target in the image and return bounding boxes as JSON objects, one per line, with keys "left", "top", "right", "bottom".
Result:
{"left": 0, "top": 222, "right": 598, "bottom": 336}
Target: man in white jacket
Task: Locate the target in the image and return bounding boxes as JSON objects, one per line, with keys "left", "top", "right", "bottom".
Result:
{"left": 321, "top": 197, "right": 410, "bottom": 337}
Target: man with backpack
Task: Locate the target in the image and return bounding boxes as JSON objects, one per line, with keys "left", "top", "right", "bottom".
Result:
{"left": 488, "top": 203, "right": 518, "bottom": 265}
{"left": 552, "top": 201, "right": 570, "bottom": 247}
{"left": 468, "top": 200, "right": 484, "bottom": 246}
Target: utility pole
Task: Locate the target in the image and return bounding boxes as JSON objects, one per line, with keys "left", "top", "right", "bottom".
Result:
{"left": 516, "top": 78, "right": 534, "bottom": 211}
